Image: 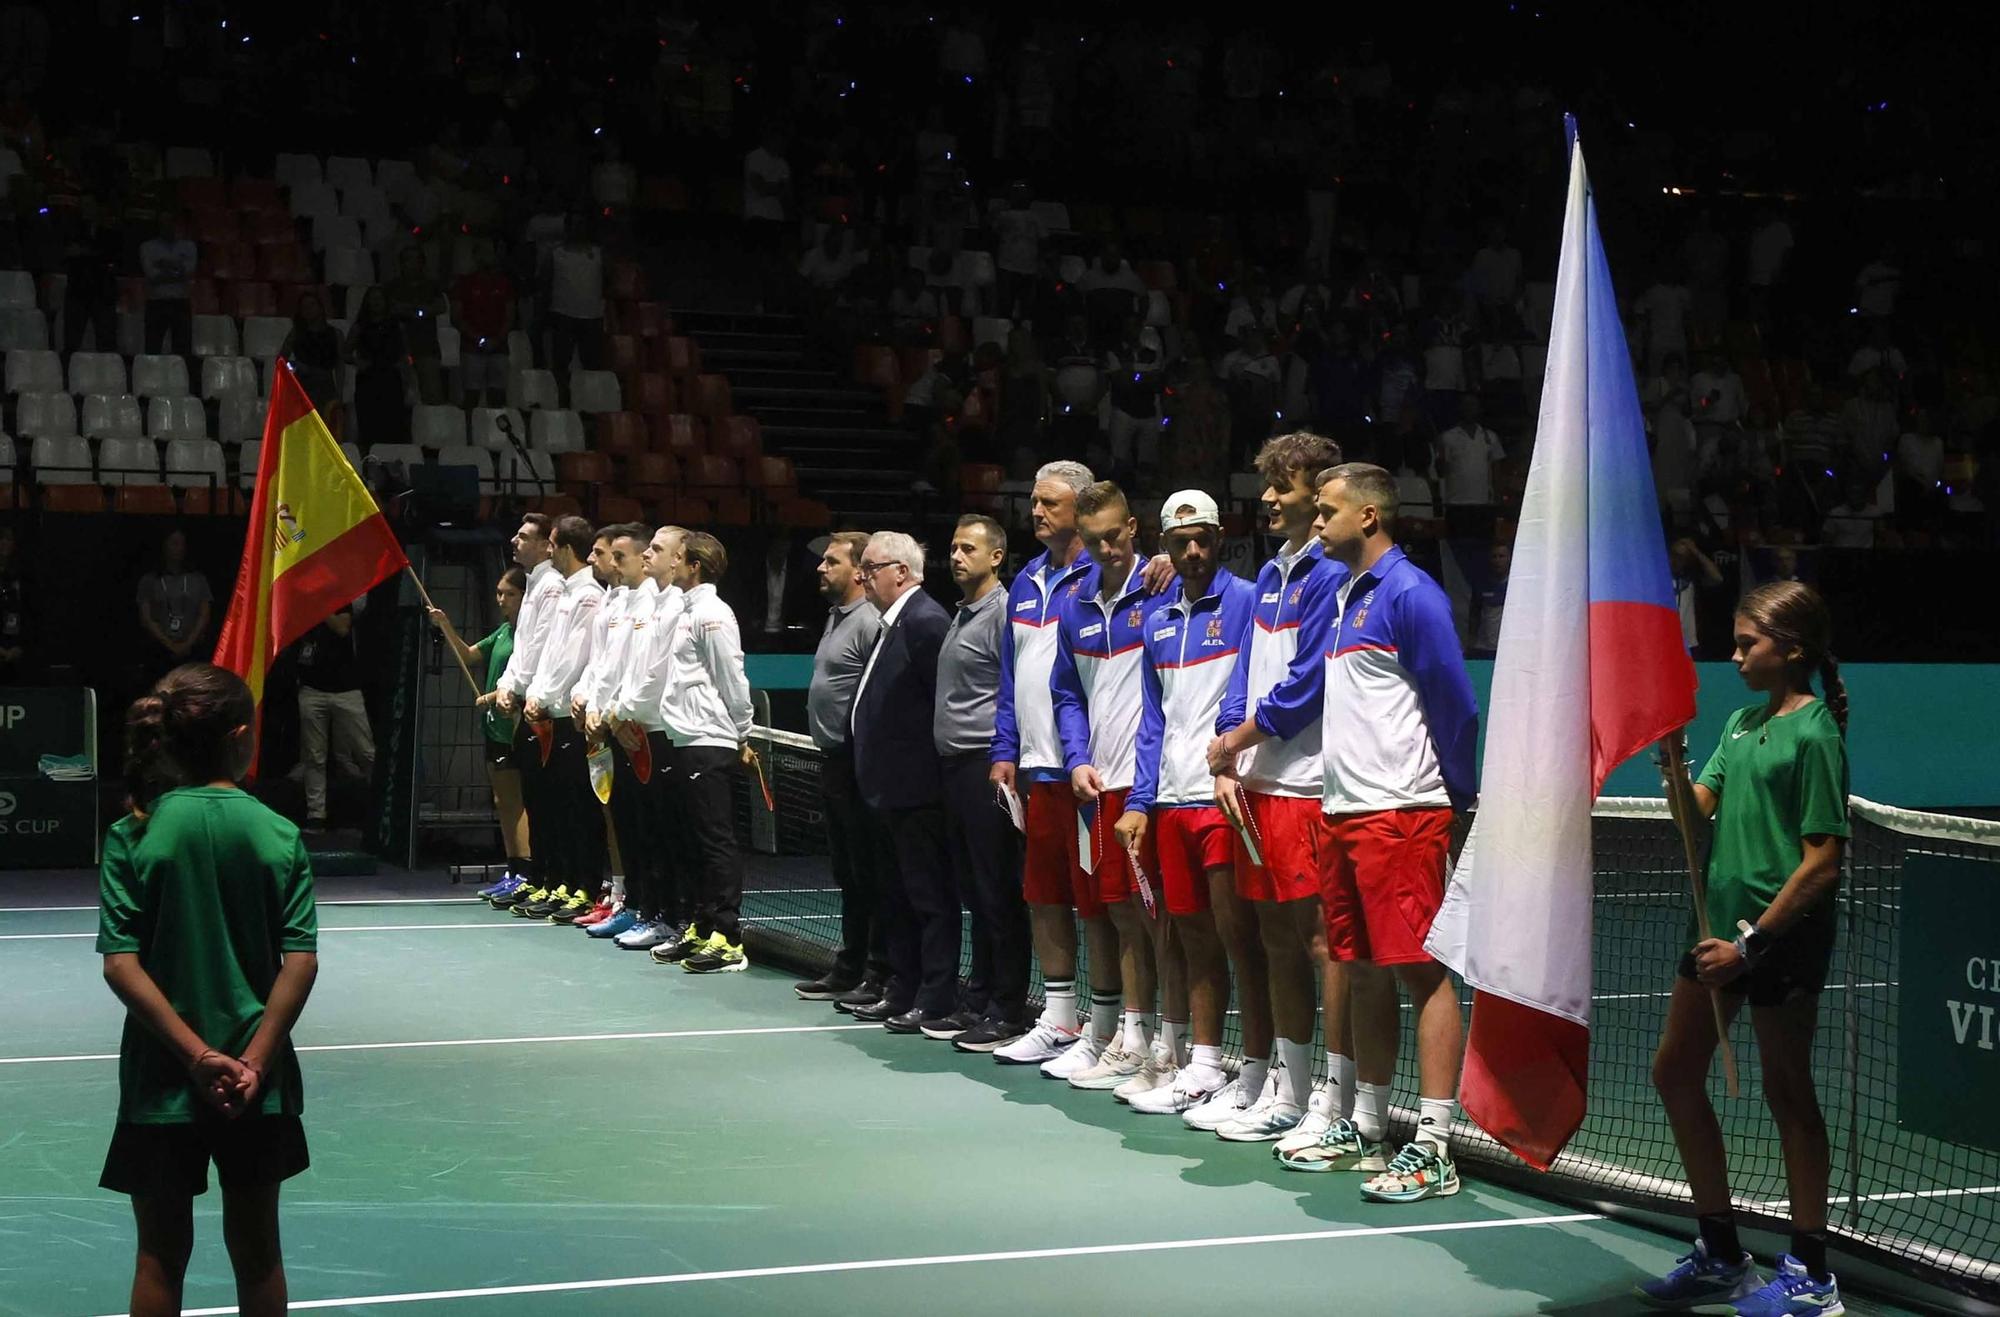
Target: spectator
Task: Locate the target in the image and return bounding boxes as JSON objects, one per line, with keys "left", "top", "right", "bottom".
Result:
{"left": 1689, "top": 350, "right": 1748, "bottom": 428}
{"left": 1652, "top": 399, "right": 1700, "bottom": 518}
{"left": 1634, "top": 268, "right": 1693, "bottom": 376}
{"left": 1683, "top": 209, "right": 1731, "bottom": 335}
{"left": 294, "top": 601, "right": 375, "bottom": 831}
{"left": 742, "top": 124, "right": 793, "bottom": 238}
{"left": 1394, "top": 438, "right": 1438, "bottom": 520}
{"left": 1746, "top": 207, "right": 1794, "bottom": 321}
{"left": 990, "top": 181, "right": 1043, "bottom": 320}
{"left": 546, "top": 213, "right": 605, "bottom": 404}
{"left": 797, "top": 226, "right": 856, "bottom": 294}
{"left": 279, "top": 292, "right": 344, "bottom": 416}
{"left": 1895, "top": 409, "right": 1947, "bottom": 520}
{"left": 1467, "top": 541, "right": 1510, "bottom": 658}
{"left": 343, "top": 287, "right": 411, "bottom": 450}
{"left": 1420, "top": 289, "right": 1476, "bottom": 424}
{"left": 60, "top": 227, "right": 118, "bottom": 355}
{"left": 138, "top": 210, "right": 196, "bottom": 371}
{"left": 0, "top": 524, "right": 27, "bottom": 683}
{"left": 1853, "top": 244, "right": 1901, "bottom": 320}
{"left": 1466, "top": 219, "right": 1522, "bottom": 321}
{"left": 1433, "top": 391, "right": 1505, "bottom": 508}
{"left": 1643, "top": 351, "right": 1691, "bottom": 412}
{"left": 1780, "top": 384, "right": 1842, "bottom": 503}
{"left": 1847, "top": 320, "right": 1907, "bottom": 381}
{"left": 993, "top": 326, "right": 1050, "bottom": 461}
{"left": 1080, "top": 241, "right": 1145, "bottom": 344}
{"left": 1669, "top": 537, "right": 1725, "bottom": 654}
{"left": 450, "top": 244, "right": 516, "bottom": 409}
{"left": 887, "top": 267, "right": 940, "bottom": 344}
{"left": 1223, "top": 271, "right": 1280, "bottom": 343}
{"left": 1106, "top": 313, "right": 1166, "bottom": 477}
{"left": 1158, "top": 357, "right": 1231, "bottom": 492}
{"left": 385, "top": 248, "right": 448, "bottom": 406}
{"left": 590, "top": 135, "right": 636, "bottom": 213}
{"left": 1839, "top": 369, "right": 1898, "bottom": 472}
{"left": 1822, "top": 477, "right": 1883, "bottom": 549}
{"left": 135, "top": 529, "right": 212, "bottom": 684}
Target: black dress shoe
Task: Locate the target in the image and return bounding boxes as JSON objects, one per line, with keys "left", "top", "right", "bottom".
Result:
{"left": 882, "top": 1007, "right": 927, "bottom": 1034}
{"left": 953, "top": 1015, "right": 1034, "bottom": 1053}
{"left": 795, "top": 975, "right": 860, "bottom": 1001}
{"left": 832, "top": 981, "right": 885, "bottom": 1014}
{"left": 919, "top": 1009, "right": 981, "bottom": 1040}
{"left": 850, "top": 997, "right": 910, "bottom": 1023}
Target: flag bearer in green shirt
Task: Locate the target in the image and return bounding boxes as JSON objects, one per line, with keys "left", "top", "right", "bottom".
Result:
{"left": 97, "top": 662, "right": 320, "bottom": 1317}
{"left": 1639, "top": 582, "right": 1852, "bottom": 1316}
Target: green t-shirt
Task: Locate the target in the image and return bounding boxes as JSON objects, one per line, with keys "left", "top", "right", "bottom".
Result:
{"left": 475, "top": 622, "right": 515, "bottom": 745}
{"left": 1696, "top": 700, "right": 1850, "bottom": 936}
{"left": 96, "top": 787, "right": 319, "bottom": 1123}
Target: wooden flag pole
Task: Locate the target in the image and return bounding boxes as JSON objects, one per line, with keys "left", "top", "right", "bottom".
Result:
{"left": 1658, "top": 728, "right": 1743, "bottom": 1099}
{"left": 403, "top": 564, "right": 484, "bottom": 700}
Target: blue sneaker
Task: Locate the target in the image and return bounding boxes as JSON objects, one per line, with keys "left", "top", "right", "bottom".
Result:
{"left": 1692, "top": 1255, "right": 1842, "bottom": 1316}
{"left": 477, "top": 872, "right": 520, "bottom": 899}
{"left": 587, "top": 908, "right": 640, "bottom": 939}
{"left": 1637, "top": 1238, "right": 1761, "bottom": 1310}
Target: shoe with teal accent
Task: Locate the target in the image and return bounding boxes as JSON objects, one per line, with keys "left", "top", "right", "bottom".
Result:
{"left": 1357, "top": 1138, "right": 1460, "bottom": 1202}
{"left": 1691, "top": 1255, "right": 1842, "bottom": 1316}
{"left": 1636, "top": 1238, "right": 1761, "bottom": 1310}
{"left": 1277, "top": 1117, "right": 1392, "bottom": 1173}
{"left": 587, "top": 908, "right": 639, "bottom": 939}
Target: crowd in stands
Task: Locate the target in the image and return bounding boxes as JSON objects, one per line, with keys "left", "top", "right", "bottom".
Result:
{"left": 0, "top": 1, "right": 1994, "bottom": 669}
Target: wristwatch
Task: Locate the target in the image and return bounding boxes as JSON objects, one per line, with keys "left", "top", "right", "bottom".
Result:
{"left": 1733, "top": 919, "right": 1770, "bottom": 968}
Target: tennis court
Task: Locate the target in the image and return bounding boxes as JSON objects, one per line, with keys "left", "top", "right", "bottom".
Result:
{"left": 0, "top": 860, "right": 1948, "bottom": 1317}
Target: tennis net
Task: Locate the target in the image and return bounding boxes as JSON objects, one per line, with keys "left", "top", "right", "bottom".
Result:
{"left": 728, "top": 725, "right": 2000, "bottom": 1304}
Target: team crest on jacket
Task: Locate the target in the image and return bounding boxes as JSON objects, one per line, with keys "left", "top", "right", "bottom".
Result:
{"left": 1288, "top": 585, "right": 1303, "bottom": 605}
{"left": 1127, "top": 606, "right": 1144, "bottom": 628}
{"left": 1206, "top": 615, "right": 1223, "bottom": 640}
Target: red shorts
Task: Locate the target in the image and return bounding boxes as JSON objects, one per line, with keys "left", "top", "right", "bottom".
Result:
{"left": 1083, "top": 789, "right": 1162, "bottom": 906}
{"left": 1319, "top": 806, "right": 1454, "bottom": 964}
{"left": 1232, "top": 790, "right": 1325, "bottom": 904}
{"left": 1023, "top": 777, "right": 1104, "bottom": 917}
{"left": 1154, "top": 806, "right": 1234, "bottom": 915}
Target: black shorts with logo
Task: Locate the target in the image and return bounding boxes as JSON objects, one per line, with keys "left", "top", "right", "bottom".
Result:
{"left": 1677, "top": 912, "right": 1837, "bottom": 1008}
{"left": 100, "top": 1109, "right": 310, "bottom": 1197}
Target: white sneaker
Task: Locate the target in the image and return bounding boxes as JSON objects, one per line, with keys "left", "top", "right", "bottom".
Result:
{"left": 1181, "top": 1076, "right": 1254, "bottom": 1131}
{"left": 1216, "top": 1093, "right": 1304, "bottom": 1141}
{"left": 994, "top": 1018, "right": 1080, "bottom": 1065}
{"left": 1113, "top": 1054, "right": 1177, "bottom": 1103}
{"left": 1273, "top": 1081, "right": 1336, "bottom": 1155}
{"left": 1040, "top": 1031, "right": 1107, "bottom": 1080}
{"left": 1069, "top": 1044, "right": 1146, "bottom": 1091}
{"left": 1129, "top": 1066, "right": 1225, "bottom": 1115}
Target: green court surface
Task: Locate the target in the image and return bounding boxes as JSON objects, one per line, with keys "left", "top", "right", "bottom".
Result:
{"left": 0, "top": 894, "right": 1919, "bottom": 1317}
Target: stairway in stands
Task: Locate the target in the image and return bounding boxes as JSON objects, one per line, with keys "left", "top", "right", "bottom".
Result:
{"left": 670, "top": 310, "right": 916, "bottom": 523}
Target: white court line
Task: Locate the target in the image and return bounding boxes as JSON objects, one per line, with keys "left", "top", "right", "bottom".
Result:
{"left": 0, "top": 1022, "right": 880, "bottom": 1067}
{"left": 0, "top": 897, "right": 486, "bottom": 914}
{"left": 1750, "top": 1184, "right": 2000, "bottom": 1211}
{"left": 0, "top": 923, "right": 542, "bottom": 941}
{"left": 101, "top": 1211, "right": 1605, "bottom": 1316}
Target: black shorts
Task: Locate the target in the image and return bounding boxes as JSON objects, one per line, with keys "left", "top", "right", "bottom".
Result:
{"left": 1678, "top": 913, "right": 1837, "bottom": 1008}
{"left": 100, "top": 1111, "right": 310, "bottom": 1198}
{"left": 483, "top": 738, "right": 514, "bottom": 766}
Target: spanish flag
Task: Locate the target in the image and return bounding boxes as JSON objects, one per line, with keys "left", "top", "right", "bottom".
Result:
{"left": 213, "top": 362, "right": 408, "bottom": 732}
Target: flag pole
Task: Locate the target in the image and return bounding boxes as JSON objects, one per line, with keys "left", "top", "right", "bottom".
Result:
{"left": 402, "top": 564, "right": 484, "bottom": 699}
{"left": 1658, "top": 729, "right": 1743, "bottom": 1098}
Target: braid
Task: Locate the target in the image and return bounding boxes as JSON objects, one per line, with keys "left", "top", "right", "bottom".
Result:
{"left": 121, "top": 692, "right": 176, "bottom": 811}
{"left": 1817, "top": 653, "right": 1850, "bottom": 737}
{"left": 120, "top": 663, "right": 257, "bottom": 810}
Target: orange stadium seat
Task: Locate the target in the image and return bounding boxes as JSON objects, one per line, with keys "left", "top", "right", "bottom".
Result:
{"left": 713, "top": 416, "right": 761, "bottom": 464}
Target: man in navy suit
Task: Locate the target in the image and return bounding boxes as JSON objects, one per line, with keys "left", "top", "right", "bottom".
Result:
{"left": 847, "top": 531, "right": 960, "bottom": 1034}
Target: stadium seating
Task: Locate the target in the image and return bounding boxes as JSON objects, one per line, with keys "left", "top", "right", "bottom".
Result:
{"left": 192, "top": 314, "right": 240, "bottom": 357}
{"left": 164, "top": 437, "right": 227, "bottom": 489}
{"left": 508, "top": 369, "right": 559, "bottom": 412}
{"left": 435, "top": 444, "right": 498, "bottom": 494}
{"left": 5, "top": 348, "right": 61, "bottom": 395}
{"left": 412, "top": 404, "right": 468, "bottom": 450}
{"left": 146, "top": 396, "right": 208, "bottom": 441}
{"left": 200, "top": 356, "right": 260, "bottom": 401}
{"left": 30, "top": 434, "right": 94, "bottom": 484}
{"left": 72, "top": 354, "right": 131, "bottom": 399}
{"left": 98, "top": 436, "right": 162, "bottom": 485}
{"left": 242, "top": 316, "right": 291, "bottom": 360}
{"left": 132, "top": 355, "right": 192, "bottom": 398}
{"left": 530, "top": 409, "right": 584, "bottom": 454}
{"left": 17, "top": 394, "right": 78, "bottom": 439}
{"left": 570, "top": 370, "right": 622, "bottom": 415}
{"left": 469, "top": 406, "right": 527, "bottom": 450}
{"left": 81, "top": 395, "right": 144, "bottom": 441}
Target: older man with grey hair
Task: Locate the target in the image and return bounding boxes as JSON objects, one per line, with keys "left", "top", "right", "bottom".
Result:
{"left": 847, "top": 531, "right": 960, "bottom": 1033}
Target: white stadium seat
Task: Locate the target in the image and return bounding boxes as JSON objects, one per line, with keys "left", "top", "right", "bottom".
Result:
{"left": 5, "top": 348, "right": 61, "bottom": 395}
{"left": 412, "top": 404, "right": 467, "bottom": 449}
{"left": 67, "top": 351, "right": 127, "bottom": 395}
{"left": 274, "top": 153, "right": 322, "bottom": 189}
{"left": 325, "top": 156, "right": 373, "bottom": 192}
{"left": 147, "top": 395, "right": 208, "bottom": 441}
{"left": 570, "top": 370, "right": 621, "bottom": 415}
{"left": 0, "top": 307, "right": 48, "bottom": 350}
{"left": 132, "top": 355, "right": 192, "bottom": 398}
{"left": 220, "top": 393, "right": 266, "bottom": 444}
{"left": 469, "top": 406, "right": 526, "bottom": 450}
{"left": 200, "top": 356, "right": 260, "bottom": 401}
{"left": 497, "top": 447, "right": 555, "bottom": 497}
{"left": 311, "top": 214, "right": 363, "bottom": 253}
{"left": 435, "top": 444, "right": 497, "bottom": 493}
{"left": 0, "top": 270, "right": 38, "bottom": 308}
{"left": 242, "top": 316, "right": 291, "bottom": 361}
{"left": 288, "top": 179, "right": 339, "bottom": 221}
{"left": 165, "top": 437, "right": 228, "bottom": 488}
{"left": 508, "top": 369, "right": 559, "bottom": 412}
{"left": 530, "top": 409, "right": 584, "bottom": 454}
{"left": 192, "top": 315, "right": 239, "bottom": 358}
{"left": 236, "top": 438, "right": 261, "bottom": 486}
{"left": 324, "top": 246, "right": 376, "bottom": 288}
{"left": 80, "top": 394, "right": 144, "bottom": 441}
{"left": 30, "top": 434, "right": 93, "bottom": 484}
{"left": 97, "top": 436, "right": 160, "bottom": 485}
{"left": 17, "top": 392, "right": 77, "bottom": 438}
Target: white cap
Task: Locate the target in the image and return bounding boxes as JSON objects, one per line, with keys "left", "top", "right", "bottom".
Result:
{"left": 1160, "top": 489, "right": 1222, "bottom": 531}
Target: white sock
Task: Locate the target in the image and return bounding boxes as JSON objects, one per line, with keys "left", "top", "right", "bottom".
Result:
{"left": 1120, "top": 1009, "right": 1150, "bottom": 1054}
{"left": 610, "top": 874, "right": 626, "bottom": 899}
{"left": 1239, "top": 1056, "right": 1270, "bottom": 1099}
{"left": 1159, "top": 1018, "right": 1185, "bottom": 1063}
{"left": 1089, "top": 991, "right": 1121, "bottom": 1043}
{"left": 1418, "top": 1097, "right": 1457, "bottom": 1153}
{"left": 1189, "top": 1043, "right": 1226, "bottom": 1082}
{"left": 1354, "top": 1080, "right": 1390, "bottom": 1142}
{"left": 1044, "top": 980, "right": 1079, "bottom": 1032}
{"left": 1328, "top": 1053, "right": 1357, "bottom": 1119}
{"left": 1276, "top": 1037, "right": 1314, "bottom": 1107}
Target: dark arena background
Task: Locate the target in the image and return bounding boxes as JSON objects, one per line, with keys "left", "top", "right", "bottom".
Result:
{"left": 1, "top": 3, "right": 1996, "bottom": 1314}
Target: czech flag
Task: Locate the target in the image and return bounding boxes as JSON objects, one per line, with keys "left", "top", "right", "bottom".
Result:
{"left": 213, "top": 363, "right": 408, "bottom": 760}
{"left": 1424, "top": 120, "right": 1697, "bottom": 1170}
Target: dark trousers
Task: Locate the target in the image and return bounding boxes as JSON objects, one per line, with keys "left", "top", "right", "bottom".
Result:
{"left": 942, "top": 752, "right": 1029, "bottom": 1020}
{"left": 545, "top": 718, "right": 607, "bottom": 893}
{"left": 880, "top": 801, "right": 959, "bottom": 1019}
{"left": 607, "top": 736, "right": 655, "bottom": 915}
{"left": 144, "top": 297, "right": 193, "bottom": 359}
{"left": 548, "top": 314, "right": 604, "bottom": 403}
{"left": 646, "top": 731, "right": 694, "bottom": 925}
{"left": 822, "top": 745, "right": 889, "bottom": 985}
{"left": 671, "top": 743, "right": 744, "bottom": 941}
{"left": 510, "top": 716, "right": 548, "bottom": 881}
{"left": 64, "top": 291, "right": 119, "bottom": 354}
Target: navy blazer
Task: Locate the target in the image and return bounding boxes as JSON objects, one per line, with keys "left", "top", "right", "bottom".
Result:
{"left": 851, "top": 587, "right": 950, "bottom": 811}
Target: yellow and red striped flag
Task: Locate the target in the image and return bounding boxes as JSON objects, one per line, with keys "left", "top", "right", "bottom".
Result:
{"left": 213, "top": 363, "right": 407, "bottom": 747}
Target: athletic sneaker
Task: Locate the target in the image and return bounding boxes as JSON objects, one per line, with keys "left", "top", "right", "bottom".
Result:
{"left": 682, "top": 935, "right": 749, "bottom": 974}
{"left": 1181, "top": 1076, "right": 1255, "bottom": 1131}
{"left": 586, "top": 908, "right": 639, "bottom": 939}
{"left": 993, "top": 1018, "right": 1080, "bottom": 1065}
{"left": 1113, "top": 1054, "right": 1178, "bottom": 1103}
{"left": 649, "top": 924, "right": 703, "bottom": 963}
{"left": 476, "top": 872, "right": 519, "bottom": 899}
{"left": 1689, "top": 1255, "right": 1839, "bottom": 1316}
{"left": 1039, "top": 1032, "right": 1107, "bottom": 1081}
{"left": 831, "top": 981, "right": 886, "bottom": 1013}
{"left": 481, "top": 875, "right": 525, "bottom": 905}
{"left": 616, "top": 918, "right": 674, "bottom": 950}
{"left": 1067, "top": 1043, "right": 1147, "bottom": 1091}
{"left": 1215, "top": 1066, "right": 1305, "bottom": 1142}
{"left": 1276, "top": 1117, "right": 1391, "bottom": 1173}
{"left": 549, "top": 890, "right": 596, "bottom": 924}
{"left": 1272, "top": 1082, "right": 1335, "bottom": 1155}
{"left": 574, "top": 900, "right": 618, "bottom": 928}
{"left": 1130, "top": 1067, "right": 1228, "bottom": 1116}
{"left": 1635, "top": 1239, "right": 1762, "bottom": 1311}
{"left": 794, "top": 976, "right": 858, "bottom": 1001}
{"left": 919, "top": 1010, "right": 982, "bottom": 1041}
{"left": 1359, "top": 1139, "right": 1460, "bottom": 1202}
{"left": 515, "top": 885, "right": 571, "bottom": 918}
{"left": 492, "top": 881, "right": 543, "bottom": 909}
{"left": 953, "top": 1016, "right": 1032, "bottom": 1054}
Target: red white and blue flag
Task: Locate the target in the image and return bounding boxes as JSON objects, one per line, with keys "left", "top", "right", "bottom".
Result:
{"left": 1425, "top": 119, "right": 1697, "bottom": 1170}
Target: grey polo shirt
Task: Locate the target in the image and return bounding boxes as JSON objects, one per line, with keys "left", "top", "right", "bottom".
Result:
{"left": 933, "top": 583, "right": 1007, "bottom": 756}
{"left": 807, "top": 595, "right": 881, "bottom": 750}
